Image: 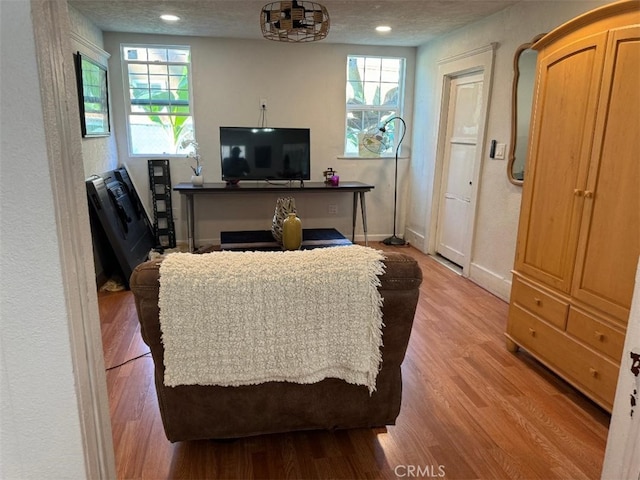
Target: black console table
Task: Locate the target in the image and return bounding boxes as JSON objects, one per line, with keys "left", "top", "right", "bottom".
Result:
{"left": 173, "top": 181, "right": 375, "bottom": 252}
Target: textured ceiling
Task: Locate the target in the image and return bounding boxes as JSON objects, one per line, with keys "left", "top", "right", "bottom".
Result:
{"left": 68, "top": 0, "right": 522, "bottom": 47}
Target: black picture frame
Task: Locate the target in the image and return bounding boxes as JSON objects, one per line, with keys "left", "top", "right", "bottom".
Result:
{"left": 74, "top": 51, "right": 110, "bottom": 137}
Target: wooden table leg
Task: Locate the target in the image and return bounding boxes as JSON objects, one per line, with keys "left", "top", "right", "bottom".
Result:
{"left": 360, "top": 191, "right": 368, "bottom": 246}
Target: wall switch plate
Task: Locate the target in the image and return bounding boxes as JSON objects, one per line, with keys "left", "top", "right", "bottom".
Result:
{"left": 327, "top": 204, "right": 338, "bottom": 215}
{"left": 495, "top": 143, "right": 506, "bottom": 159}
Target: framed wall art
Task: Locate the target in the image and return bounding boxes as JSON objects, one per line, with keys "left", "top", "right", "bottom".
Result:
{"left": 74, "top": 51, "right": 110, "bottom": 137}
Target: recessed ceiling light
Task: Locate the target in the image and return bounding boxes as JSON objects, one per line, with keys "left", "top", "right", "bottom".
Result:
{"left": 160, "top": 14, "right": 180, "bottom": 22}
{"left": 376, "top": 26, "right": 392, "bottom": 33}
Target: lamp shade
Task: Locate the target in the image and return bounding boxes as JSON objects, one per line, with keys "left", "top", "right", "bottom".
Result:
{"left": 362, "top": 116, "right": 408, "bottom": 246}
{"left": 361, "top": 117, "right": 404, "bottom": 156}
{"left": 261, "top": 1, "right": 330, "bottom": 43}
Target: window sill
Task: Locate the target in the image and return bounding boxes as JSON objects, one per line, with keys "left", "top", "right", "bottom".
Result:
{"left": 337, "top": 155, "right": 410, "bottom": 160}
{"left": 129, "top": 154, "right": 187, "bottom": 159}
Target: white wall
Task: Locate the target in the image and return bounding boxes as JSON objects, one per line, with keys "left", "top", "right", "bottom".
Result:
{"left": 0, "top": 1, "right": 87, "bottom": 478}
{"left": 103, "top": 33, "right": 416, "bottom": 247}
{"left": 68, "top": 5, "right": 119, "bottom": 178}
{"left": 408, "top": 0, "right": 611, "bottom": 300}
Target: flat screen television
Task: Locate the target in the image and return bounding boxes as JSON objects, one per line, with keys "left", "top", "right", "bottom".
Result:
{"left": 220, "top": 127, "right": 311, "bottom": 182}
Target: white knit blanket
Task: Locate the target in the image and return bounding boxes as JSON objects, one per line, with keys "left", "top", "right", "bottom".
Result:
{"left": 158, "top": 245, "right": 386, "bottom": 393}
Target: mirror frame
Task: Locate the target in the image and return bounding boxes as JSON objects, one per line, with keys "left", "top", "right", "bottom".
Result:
{"left": 508, "top": 33, "right": 546, "bottom": 186}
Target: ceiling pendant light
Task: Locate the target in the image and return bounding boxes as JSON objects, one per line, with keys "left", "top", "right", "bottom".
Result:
{"left": 261, "top": 1, "right": 330, "bottom": 43}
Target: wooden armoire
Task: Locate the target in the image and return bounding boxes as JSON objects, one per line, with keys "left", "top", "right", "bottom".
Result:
{"left": 506, "top": 0, "right": 640, "bottom": 412}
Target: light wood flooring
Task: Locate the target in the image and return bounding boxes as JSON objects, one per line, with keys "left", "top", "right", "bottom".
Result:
{"left": 99, "top": 244, "right": 610, "bottom": 479}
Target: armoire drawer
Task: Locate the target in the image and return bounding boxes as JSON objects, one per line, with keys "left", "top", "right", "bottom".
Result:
{"left": 508, "top": 305, "right": 618, "bottom": 409}
{"left": 508, "top": 305, "right": 565, "bottom": 360}
{"left": 566, "top": 308, "right": 625, "bottom": 361}
{"left": 559, "top": 338, "right": 619, "bottom": 409}
{"left": 511, "top": 277, "right": 569, "bottom": 329}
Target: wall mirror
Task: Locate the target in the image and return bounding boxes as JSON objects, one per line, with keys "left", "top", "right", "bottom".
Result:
{"left": 508, "top": 34, "right": 545, "bottom": 185}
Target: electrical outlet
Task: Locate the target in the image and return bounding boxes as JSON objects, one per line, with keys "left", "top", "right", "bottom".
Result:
{"left": 260, "top": 98, "right": 267, "bottom": 110}
{"left": 327, "top": 204, "right": 338, "bottom": 215}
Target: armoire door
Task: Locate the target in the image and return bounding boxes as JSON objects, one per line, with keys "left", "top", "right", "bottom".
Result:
{"left": 515, "top": 32, "right": 608, "bottom": 293}
{"left": 571, "top": 26, "right": 640, "bottom": 322}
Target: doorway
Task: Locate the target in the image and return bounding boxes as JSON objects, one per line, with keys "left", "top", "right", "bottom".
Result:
{"left": 30, "top": 1, "right": 116, "bottom": 477}
{"left": 435, "top": 72, "right": 484, "bottom": 268}
{"left": 428, "top": 44, "right": 495, "bottom": 276}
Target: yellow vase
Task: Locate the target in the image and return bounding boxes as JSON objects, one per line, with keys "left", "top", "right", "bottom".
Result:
{"left": 282, "top": 213, "right": 302, "bottom": 250}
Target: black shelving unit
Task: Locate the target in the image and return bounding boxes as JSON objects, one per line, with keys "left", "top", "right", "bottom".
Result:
{"left": 147, "top": 159, "right": 176, "bottom": 249}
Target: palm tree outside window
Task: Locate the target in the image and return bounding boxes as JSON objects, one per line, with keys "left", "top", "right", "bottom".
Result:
{"left": 345, "top": 55, "right": 406, "bottom": 156}
{"left": 122, "top": 45, "right": 195, "bottom": 156}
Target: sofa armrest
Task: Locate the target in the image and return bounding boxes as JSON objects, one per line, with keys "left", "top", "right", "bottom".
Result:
{"left": 129, "top": 259, "right": 164, "bottom": 355}
{"left": 376, "top": 252, "right": 422, "bottom": 368}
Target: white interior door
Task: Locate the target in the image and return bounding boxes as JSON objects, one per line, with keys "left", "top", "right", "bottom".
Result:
{"left": 435, "top": 73, "right": 484, "bottom": 267}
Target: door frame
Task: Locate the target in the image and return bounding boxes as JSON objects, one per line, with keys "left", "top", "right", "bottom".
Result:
{"left": 435, "top": 72, "right": 485, "bottom": 267}
{"left": 30, "top": 0, "right": 116, "bottom": 477}
{"left": 428, "top": 44, "right": 496, "bottom": 276}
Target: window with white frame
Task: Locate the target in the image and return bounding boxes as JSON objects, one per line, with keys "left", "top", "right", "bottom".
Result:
{"left": 345, "top": 55, "right": 406, "bottom": 156}
{"left": 122, "top": 44, "right": 194, "bottom": 155}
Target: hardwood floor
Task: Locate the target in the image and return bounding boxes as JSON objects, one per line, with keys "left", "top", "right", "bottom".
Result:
{"left": 99, "top": 244, "right": 610, "bottom": 479}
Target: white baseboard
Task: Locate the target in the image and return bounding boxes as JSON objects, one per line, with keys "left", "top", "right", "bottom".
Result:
{"left": 193, "top": 238, "right": 219, "bottom": 249}
{"left": 468, "top": 262, "right": 512, "bottom": 302}
{"left": 404, "top": 228, "right": 426, "bottom": 252}
{"left": 357, "top": 233, "right": 394, "bottom": 243}
{"left": 173, "top": 238, "right": 218, "bottom": 251}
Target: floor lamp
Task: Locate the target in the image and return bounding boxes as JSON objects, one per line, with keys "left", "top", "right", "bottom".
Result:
{"left": 378, "top": 116, "right": 407, "bottom": 246}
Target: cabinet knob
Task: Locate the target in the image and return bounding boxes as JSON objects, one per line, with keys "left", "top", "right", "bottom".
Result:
{"left": 533, "top": 297, "right": 542, "bottom": 306}
{"left": 574, "top": 189, "right": 584, "bottom": 196}
{"left": 589, "top": 367, "right": 598, "bottom": 378}
{"left": 584, "top": 190, "right": 594, "bottom": 198}
{"left": 528, "top": 327, "right": 536, "bottom": 337}
{"left": 594, "top": 331, "right": 604, "bottom": 341}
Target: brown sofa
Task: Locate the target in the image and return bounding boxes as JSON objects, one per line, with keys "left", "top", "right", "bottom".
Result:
{"left": 130, "top": 250, "right": 422, "bottom": 442}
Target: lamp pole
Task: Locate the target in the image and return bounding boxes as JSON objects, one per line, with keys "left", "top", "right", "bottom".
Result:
{"left": 381, "top": 116, "right": 406, "bottom": 246}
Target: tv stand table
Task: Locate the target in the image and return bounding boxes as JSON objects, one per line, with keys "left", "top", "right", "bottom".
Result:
{"left": 173, "top": 181, "right": 374, "bottom": 252}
